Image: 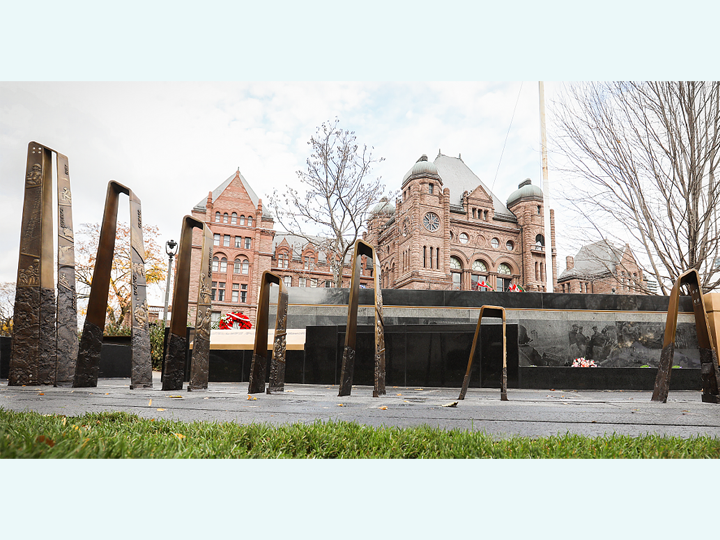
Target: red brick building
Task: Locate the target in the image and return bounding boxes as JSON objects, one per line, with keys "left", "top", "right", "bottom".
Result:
{"left": 187, "top": 170, "right": 372, "bottom": 326}
{"left": 558, "top": 240, "right": 648, "bottom": 294}
{"left": 364, "top": 153, "right": 558, "bottom": 291}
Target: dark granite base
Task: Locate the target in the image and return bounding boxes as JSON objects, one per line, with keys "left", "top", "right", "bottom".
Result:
{"left": 0, "top": 336, "right": 10, "bottom": 379}
{"left": 519, "top": 366, "right": 702, "bottom": 390}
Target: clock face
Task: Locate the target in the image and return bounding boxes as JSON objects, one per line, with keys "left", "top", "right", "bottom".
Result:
{"left": 423, "top": 212, "right": 440, "bottom": 232}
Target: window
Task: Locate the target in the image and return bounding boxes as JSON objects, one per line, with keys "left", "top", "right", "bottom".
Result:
{"left": 241, "top": 284, "right": 247, "bottom": 303}
{"left": 223, "top": 213, "right": 229, "bottom": 224}
{"left": 247, "top": 216, "right": 253, "bottom": 227}
{"left": 299, "top": 277, "right": 306, "bottom": 287}
{"left": 223, "top": 235, "right": 230, "bottom": 247}
{"left": 459, "top": 233, "right": 469, "bottom": 244}
{"left": 498, "top": 263, "right": 512, "bottom": 275}
{"left": 506, "top": 240, "right": 514, "bottom": 251}
{"left": 450, "top": 256, "right": 463, "bottom": 290}
{"left": 423, "top": 212, "right": 440, "bottom": 232}
{"left": 310, "top": 278, "right": 318, "bottom": 287}
{"left": 241, "top": 258, "right": 249, "bottom": 275}
{"left": 537, "top": 205, "right": 541, "bottom": 215}
{"left": 472, "top": 208, "right": 476, "bottom": 219}
{"left": 429, "top": 183, "right": 434, "bottom": 194}
{"left": 211, "top": 312, "right": 221, "bottom": 326}
{"left": 245, "top": 237, "right": 251, "bottom": 249}
{"left": 220, "top": 258, "right": 227, "bottom": 273}
{"left": 277, "top": 252, "right": 289, "bottom": 269}
{"left": 498, "top": 277, "right": 512, "bottom": 291}
{"left": 283, "top": 276, "right": 292, "bottom": 288}
{"left": 213, "top": 234, "right": 220, "bottom": 246}
{"left": 231, "top": 212, "right": 237, "bottom": 224}
{"left": 232, "top": 283, "right": 239, "bottom": 303}
{"left": 215, "top": 212, "right": 220, "bottom": 223}
{"left": 304, "top": 256, "right": 314, "bottom": 270}
{"left": 211, "top": 281, "right": 217, "bottom": 300}
{"left": 239, "top": 215, "right": 246, "bottom": 225}
{"left": 491, "top": 238, "right": 499, "bottom": 249}
{"left": 217, "top": 282, "right": 225, "bottom": 301}
{"left": 234, "top": 259, "right": 242, "bottom": 274}
{"left": 325, "top": 280, "right": 332, "bottom": 288}
{"left": 535, "top": 234, "right": 545, "bottom": 250}
{"left": 212, "top": 257, "right": 219, "bottom": 272}
{"left": 235, "top": 236, "right": 241, "bottom": 248}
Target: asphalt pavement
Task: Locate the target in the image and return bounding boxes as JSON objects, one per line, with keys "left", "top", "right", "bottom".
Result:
{"left": 2, "top": 372, "right": 720, "bottom": 438}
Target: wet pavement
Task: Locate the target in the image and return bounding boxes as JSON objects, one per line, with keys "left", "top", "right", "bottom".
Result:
{"left": 2, "top": 372, "right": 720, "bottom": 438}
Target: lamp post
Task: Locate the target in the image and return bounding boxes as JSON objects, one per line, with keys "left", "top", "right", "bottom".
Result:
{"left": 163, "top": 239, "right": 178, "bottom": 327}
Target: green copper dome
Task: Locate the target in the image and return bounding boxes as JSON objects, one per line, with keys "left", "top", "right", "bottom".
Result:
{"left": 370, "top": 197, "right": 395, "bottom": 215}
{"left": 507, "top": 178, "right": 543, "bottom": 206}
{"left": 402, "top": 154, "right": 441, "bottom": 186}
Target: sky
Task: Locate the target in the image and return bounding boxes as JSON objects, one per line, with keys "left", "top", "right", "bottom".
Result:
{"left": 0, "top": 80, "right": 567, "bottom": 299}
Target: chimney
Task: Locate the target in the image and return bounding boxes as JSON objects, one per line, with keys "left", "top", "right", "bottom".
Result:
{"left": 566, "top": 256, "right": 574, "bottom": 270}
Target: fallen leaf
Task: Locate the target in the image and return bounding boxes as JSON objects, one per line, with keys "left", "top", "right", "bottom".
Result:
{"left": 247, "top": 395, "right": 257, "bottom": 401}
{"left": 36, "top": 435, "right": 55, "bottom": 447}
{"left": 379, "top": 406, "right": 388, "bottom": 410}
{"left": 148, "top": 399, "right": 152, "bottom": 406}
{"left": 337, "top": 404, "right": 344, "bottom": 407}
{"left": 396, "top": 393, "right": 402, "bottom": 396}
{"left": 62, "top": 417, "right": 67, "bottom": 426}
{"left": 393, "top": 386, "right": 398, "bottom": 388}
{"left": 404, "top": 400, "right": 410, "bottom": 403}
{"left": 157, "top": 408, "right": 166, "bottom": 411}
{"left": 442, "top": 401, "right": 458, "bottom": 408}
{"left": 105, "top": 393, "right": 109, "bottom": 395}
{"left": 287, "top": 390, "right": 294, "bottom": 393}
{"left": 203, "top": 397, "right": 209, "bottom": 400}
{"left": 37, "top": 392, "right": 44, "bottom": 396}
{"left": 173, "top": 433, "right": 186, "bottom": 440}
{"left": 414, "top": 389, "right": 423, "bottom": 391}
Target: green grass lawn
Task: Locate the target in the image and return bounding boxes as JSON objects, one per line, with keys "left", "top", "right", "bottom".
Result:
{"left": 1, "top": 408, "right": 719, "bottom": 458}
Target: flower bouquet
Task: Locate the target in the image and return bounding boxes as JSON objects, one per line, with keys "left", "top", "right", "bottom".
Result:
{"left": 218, "top": 311, "right": 252, "bottom": 330}
{"left": 571, "top": 357, "right": 597, "bottom": 367}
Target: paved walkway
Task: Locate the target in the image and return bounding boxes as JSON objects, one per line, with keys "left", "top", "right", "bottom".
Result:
{"left": 2, "top": 373, "right": 719, "bottom": 438}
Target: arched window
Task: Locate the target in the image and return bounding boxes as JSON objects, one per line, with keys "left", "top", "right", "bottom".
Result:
{"left": 223, "top": 213, "right": 229, "bottom": 224}
{"left": 471, "top": 260, "right": 488, "bottom": 290}
{"left": 429, "top": 183, "right": 434, "bottom": 194}
{"left": 450, "top": 256, "right": 463, "bottom": 290}
{"left": 215, "top": 212, "right": 221, "bottom": 223}
{"left": 535, "top": 234, "right": 545, "bottom": 250}
{"left": 247, "top": 216, "right": 253, "bottom": 227}
{"left": 231, "top": 212, "right": 237, "bottom": 224}
{"left": 212, "top": 256, "right": 219, "bottom": 272}
{"left": 239, "top": 215, "right": 246, "bottom": 225}
{"left": 220, "top": 257, "right": 227, "bottom": 273}
{"left": 234, "top": 259, "right": 242, "bottom": 274}
{"left": 242, "top": 258, "right": 249, "bottom": 275}
{"left": 498, "top": 263, "right": 512, "bottom": 291}
{"left": 491, "top": 237, "right": 499, "bottom": 249}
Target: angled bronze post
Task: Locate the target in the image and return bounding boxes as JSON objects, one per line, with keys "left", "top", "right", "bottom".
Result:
{"left": 652, "top": 269, "right": 720, "bottom": 403}
{"left": 247, "top": 271, "right": 289, "bottom": 394}
{"left": 163, "top": 216, "right": 214, "bottom": 391}
{"left": 73, "top": 181, "right": 153, "bottom": 389}
{"left": 458, "top": 306, "right": 508, "bottom": 401}
{"left": 10, "top": 142, "right": 78, "bottom": 387}
{"left": 338, "top": 239, "right": 386, "bottom": 397}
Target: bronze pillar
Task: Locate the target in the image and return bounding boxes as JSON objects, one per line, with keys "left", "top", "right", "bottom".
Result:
{"left": 73, "top": 181, "right": 152, "bottom": 389}
{"left": 163, "top": 216, "right": 213, "bottom": 391}
{"left": 652, "top": 269, "right": 720, "bottom": 403}
{"left": 458, "top": 305, "right": 508, "bottom": 401}
{"left": 10, "top": 142, "right": 78, "bottom": 387}
{"left": 338, "top": 240, "right": 386, "bottom": 397}
{"left": 247, "top": 271, "right": 288, "bottom": 394}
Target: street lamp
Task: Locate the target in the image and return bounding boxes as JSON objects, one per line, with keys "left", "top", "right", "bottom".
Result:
{"left": 163, "top": 239, "right": 178, "bottom": 327}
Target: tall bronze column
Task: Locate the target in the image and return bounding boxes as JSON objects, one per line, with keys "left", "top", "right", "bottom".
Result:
{"left": 247, "top": 271, "right": 289, "bottom": 394}
{"left": 652, "top": 269, "right": 720, "bottom": 403}
{"left": 10, "top": 142, "right": 77, "bottom": 386}
{"left": 164, "top": 216, "right": 213, "bottom": 391}
{"left": 73, "top": 181, "right": 152, "bottom": 389}
{"left": 338, "top": 239, "right": 386, "bottom": 397}
{"left": 458, "top": 305, "right": 508, "bottom": 401}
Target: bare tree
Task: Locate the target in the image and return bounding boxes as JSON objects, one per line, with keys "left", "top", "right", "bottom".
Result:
{"left": 269, "top": 118, "right": 387, "bottom": 287}
{"left": 553, "top": 82, "right": 720, "bottom": 294}
{"left": 0, "top": 282, "right": 15, "bottom": 337}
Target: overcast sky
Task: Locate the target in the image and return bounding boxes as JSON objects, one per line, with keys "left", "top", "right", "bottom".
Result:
{"left": 0, "top": 81, "right": 567, "bottom": 294}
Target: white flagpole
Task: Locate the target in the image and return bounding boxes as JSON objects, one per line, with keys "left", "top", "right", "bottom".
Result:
{"left": 539, "top": 81, "right": 554, "bottom": 292}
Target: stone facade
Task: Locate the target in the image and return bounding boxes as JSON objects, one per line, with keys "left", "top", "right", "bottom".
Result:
{"left": 364, "top": 153, "right": 558, "bottom": 291}
{"left": 558, "top": 240, "right": 648, "bottom": 294}
{"left": 186, "top": 170, "right": 372, "bottom": 326}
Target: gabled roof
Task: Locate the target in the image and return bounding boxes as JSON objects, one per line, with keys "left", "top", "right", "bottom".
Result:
{"left": 193, "top": 169, "right": 261, "bottom": 212}
{"left": 433, "top": 153, "right": 516, "bottom": 221}
{"left": 558, "top": 240, "right": 626, "bottom": 281}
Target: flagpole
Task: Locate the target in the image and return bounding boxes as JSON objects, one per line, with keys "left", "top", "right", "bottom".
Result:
{"left": 539, "top": 82, "right": 554, "bottom": 292}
